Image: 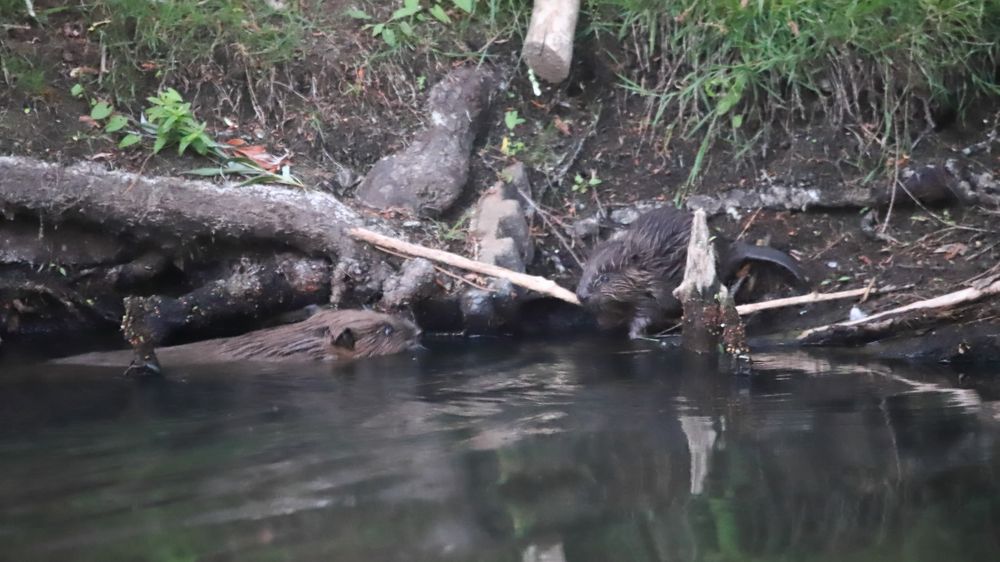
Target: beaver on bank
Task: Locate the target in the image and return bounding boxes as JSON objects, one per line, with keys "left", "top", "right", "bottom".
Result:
{"left": 55, "top": 309, "right": 422, "bottom": 370}
{"left": 576, "top": 207, "right": 807, "bottom": 338}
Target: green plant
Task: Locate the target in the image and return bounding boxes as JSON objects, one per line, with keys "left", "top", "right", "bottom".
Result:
{"left": 594, "top": 0, "right": 1000, "bottom": 184}
{"left": 503, "top": 109, "right": 525, "bottom": 131}
{"left": 143, "top": 88, "right": 215, "bottom": 156}
{"left": 347, "top": 0, "right": 475, "bottom": 48}
{"left": 572, "top": 170, "right": 603, "bottom": 193}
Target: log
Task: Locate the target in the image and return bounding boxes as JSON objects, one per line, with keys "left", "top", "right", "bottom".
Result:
{"left": 347, "top": 226, "right": 581, "bottom": 305}
{"left": 0, "top": 155, "right": 365, "bottom": 257}
{"left": 522, "top": 0, "right": 581, "bottom": 83}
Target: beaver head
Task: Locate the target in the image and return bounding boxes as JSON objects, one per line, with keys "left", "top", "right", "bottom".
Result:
{"left": 320, "top": 309, "right": 422, "bottom": 359}
{"left": 213, "top": 309, "right": 422, "bottom": 362}
{"left": 576, "top": 238, "right": 665, "bottom": 330}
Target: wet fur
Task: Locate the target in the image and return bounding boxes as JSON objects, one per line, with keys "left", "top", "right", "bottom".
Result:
{"left": 56, "top": 310, "right": 421, "bottom": 366}
{"left": 576, "top": 207, "right": 805, "bottom": 337}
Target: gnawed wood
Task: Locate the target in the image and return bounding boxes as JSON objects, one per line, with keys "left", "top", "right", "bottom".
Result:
{"left": 735, "top": 284, "right": 908, "bottom": 315}
{"left": 347, "top": 226, "right": 580, "bottom": 305}
{"left": 522, "top": 0, "right": 581, "bottom": 83}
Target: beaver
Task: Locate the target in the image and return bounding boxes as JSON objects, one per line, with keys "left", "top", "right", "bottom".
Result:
{"left": 576, "top": 207, "right": 807, "bottom": 337}
{"left": 54, "top": 309, "right": 422, "bottom": 370}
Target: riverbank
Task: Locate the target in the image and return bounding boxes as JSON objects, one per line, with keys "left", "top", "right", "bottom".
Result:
{"left": 2, "top": 0, "right": 999, "bottom": 362}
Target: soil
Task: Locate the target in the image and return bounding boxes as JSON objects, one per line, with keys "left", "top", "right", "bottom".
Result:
{"left": 3, "top": 1, "right": 1000, "bottom": 351}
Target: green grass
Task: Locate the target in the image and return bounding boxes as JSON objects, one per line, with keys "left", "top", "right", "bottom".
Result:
{"left": 583, "top": 0, "right": 1000, "bottom": 184}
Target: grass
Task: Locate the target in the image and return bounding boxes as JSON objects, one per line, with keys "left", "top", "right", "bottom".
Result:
{"left": 583, "top": 0, "right": 1000, "bottom": 184}
{"left": 0, "top": 0, "right": 309, "bottom": 103}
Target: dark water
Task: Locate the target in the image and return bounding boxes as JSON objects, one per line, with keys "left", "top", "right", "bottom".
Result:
{"left": 1, "top": 339, "right": 999, "bottom": 562}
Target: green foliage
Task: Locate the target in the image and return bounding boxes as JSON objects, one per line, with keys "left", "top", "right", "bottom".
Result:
{"left": 90, "top": 0, "right": 305, "bottom": 98}
{"left": 572, "top": 170, "right": 603, "bottom": 193}
{"left": 503, "top": 110, "right": 525, "bottom": 131}
{"left": 144, "top": 88, "right": 214, "bottom": 156}
{"left": 348, "top": 0, "right": 480, "bottom": 49}
{"left": 593, "top": 0, "right": 1000, "bottom": 183}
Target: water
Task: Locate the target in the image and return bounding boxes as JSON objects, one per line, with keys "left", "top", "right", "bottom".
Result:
{"left": 1, "top": 338, "right": 999, "bottom": 562}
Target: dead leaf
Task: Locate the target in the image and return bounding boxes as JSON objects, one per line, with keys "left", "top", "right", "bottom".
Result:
{"left": 554, "top": 116, "right": 572, "bottom": 136}
{"left": 78, "top": 115, "right": 99, "bottom": 128}
{"left": 232, "top": 145, "right": 289, "bottom": 172}
{"left": 787, "top": 20, "right": 799, "bottom": 37}
{"left": 69, "top": 66, "right": 100, "bottom": 77}
{"left": 139, "top": 61, "right": 159, "bottom": 71}
{"left": 740, "top": 0, "right": 749, "bottom": 7}
{"left": 225, "top": 138, "right": 248, "bottom": 147}
{"left": 89, "top": 152, "right": 113, "bottom": 161}
{"left": 934, "top": 242, "right": 968, "bottom": 260}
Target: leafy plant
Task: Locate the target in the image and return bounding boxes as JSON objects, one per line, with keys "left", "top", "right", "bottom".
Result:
{"left": 143, "top": 88, "right": 216, "bottom": 156}
{"left": 503, "top": 110, "right": 525, "bottom": 131}
{"left": 572, "top": 170, "right": 603, "bottom": 193}
{"left": 347, "top": 0, "right": 476, "bottom": 48}
{"left": 73, "top": 85, "right": 301, "bottom": 186}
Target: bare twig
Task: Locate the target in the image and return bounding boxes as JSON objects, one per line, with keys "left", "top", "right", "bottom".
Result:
{"left": 798, "top": 277, "right": 1000, "bottom": 340}
{"left": 735, "top": 284, "right": 907, "bottom": 315}
{"left": 348, "top": 227, "right": 581, "bottom": 305}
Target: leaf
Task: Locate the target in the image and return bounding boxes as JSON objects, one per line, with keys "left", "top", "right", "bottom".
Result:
{"left": 404, "top": 0, "right": 419, "bottom": 8}
{"left": 118, "top": 134, "right": 141, "bottom": 148}
{"left": 182, "top": 167, "right": 230, "bottom": 176}
{"left": 504, "top": 110, "right": 525, "bottom": 130}
{"left": 344, "top": 8, "right": 370, "bottom": 19}
{"left": 153, "top": 135, "right": 168, "bottom": 154}
{"left": 390, "top": 5, "right": 421, "bottom": 20}
{"left": 731, "top": 114, "right": 744, "bottom": 129}
{"left": 398, "top": 21, "right": 414, "bottom": 36}
{"left": 90, "top": 102, "right": 112, "bottom": 120}
{"left": 429, "top": 4, "right": 451, "bottom": 23}
{"left": 104, "top": 114, "right": 128, "bottom": 133}
{"left": 70, "top": 84, "right": 84, "bottom": 98}
{"left": 382, "top": 27, "right": 397, "bottom": 47}
{"left": 372, "top": 22, "right": 384, "bottom": 36}
{"left": 452, "top": 0, "right": 473, "bottom": 13}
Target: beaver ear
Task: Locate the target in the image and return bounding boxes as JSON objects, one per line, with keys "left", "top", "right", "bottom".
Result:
{"left": 330, "top": 327, "right": 356, "bottom": 351}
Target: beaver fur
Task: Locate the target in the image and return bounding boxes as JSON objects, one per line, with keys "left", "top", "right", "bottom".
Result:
{"left": 55, "top": 309, "right": 421, "bottom": 368}
{"left": 576, "top": 207, "right": 806, "bottom": 337}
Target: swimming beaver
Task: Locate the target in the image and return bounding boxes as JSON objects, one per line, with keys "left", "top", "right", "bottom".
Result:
{"left": 576, "top": 207, "right": 806, "bottom": 337}
{"left": 54, "top": 309, "right": 422, "bottom": 369}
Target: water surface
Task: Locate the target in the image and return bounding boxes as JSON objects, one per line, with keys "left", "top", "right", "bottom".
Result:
{"left": 1, "top": 339, "right": 999, "bottom": 561}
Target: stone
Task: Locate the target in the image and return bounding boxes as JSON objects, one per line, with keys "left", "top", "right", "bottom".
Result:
{"left": 380, "top": 258, "right": 439, "bottom": 309}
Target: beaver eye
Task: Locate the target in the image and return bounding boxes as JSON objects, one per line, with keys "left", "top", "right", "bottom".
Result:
{"left": 381, "top": 324, "right": 395, "bottom": 336}
{"left": 596, "top": 273, "right": 609, "bottom": 285}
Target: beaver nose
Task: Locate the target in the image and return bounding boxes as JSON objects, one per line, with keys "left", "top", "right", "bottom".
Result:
{"left": 576, "top": 290, "right": 590, "bottom": 305}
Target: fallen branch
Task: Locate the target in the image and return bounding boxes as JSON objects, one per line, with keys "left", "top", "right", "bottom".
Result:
{"left": 347, "top": 226, "right": 581, "bottom": 305}
{"left": 798, "top": 276, "right": 1000, "bottom": 342}
{"left": 735, "top": 284, "right": 908, "bottom": 315}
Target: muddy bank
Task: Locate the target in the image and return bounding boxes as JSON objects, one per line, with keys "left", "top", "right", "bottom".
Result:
{"left": 2, "top": 27, "right": 1000, "bottom": 365}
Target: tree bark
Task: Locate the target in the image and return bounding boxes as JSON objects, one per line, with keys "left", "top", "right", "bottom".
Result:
{"left": 0, "top": 155, "right": 369, "bottom": 257}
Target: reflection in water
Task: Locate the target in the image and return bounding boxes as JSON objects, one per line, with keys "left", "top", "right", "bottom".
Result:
{"left": 0, "top": 340, "right": 998, "bottom": 562}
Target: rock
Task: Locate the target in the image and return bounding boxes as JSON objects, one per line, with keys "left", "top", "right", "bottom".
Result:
{"left": 570, "top": 214, "right": 601, "bottom": 240}
{"left": 459, "top": 288, "right": 497, "bottom": 334}
{"left": 479, "top": 237, "right": 523, "bottom": 272}
{"left": 380, "top": 258, "right": 439, "bottom": 309}
{"left": 471, "top": 181, "right": 534, "bottom": 272}
{"left": 357, "top": 66, "right": 495, "bottom": 216}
